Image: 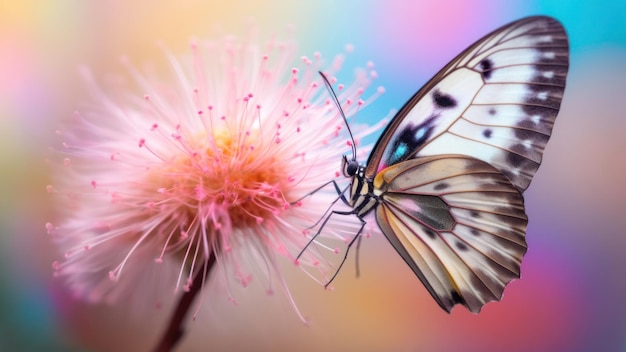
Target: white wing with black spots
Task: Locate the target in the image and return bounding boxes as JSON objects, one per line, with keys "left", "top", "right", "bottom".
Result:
{"left": 366, "top": 16, "right": 569, "bottom": 191}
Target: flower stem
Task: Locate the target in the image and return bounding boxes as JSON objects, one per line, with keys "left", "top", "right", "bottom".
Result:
{"left": 152, "top": 252, "right": 216, "bottom": 352}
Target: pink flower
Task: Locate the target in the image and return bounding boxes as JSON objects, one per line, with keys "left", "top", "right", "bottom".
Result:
{"left": 47, "top": 35, "right": 384, "bottom": 320}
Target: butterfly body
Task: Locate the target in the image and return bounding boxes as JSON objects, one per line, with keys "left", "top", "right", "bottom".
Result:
{"left": 314, "top": 16, "right": 568, "bottom": 313}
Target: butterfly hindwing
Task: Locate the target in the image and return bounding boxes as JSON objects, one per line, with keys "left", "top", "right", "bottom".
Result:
{"left": 373, "top": 155, "right": 528, "bottom": 313}
{"left": 365, "top": 16, "right": 569, "bottom": 191}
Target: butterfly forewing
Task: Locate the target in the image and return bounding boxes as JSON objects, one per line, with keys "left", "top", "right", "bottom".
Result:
{"left": 373, "top": 155, "right": 528, "bottom": 313}
{"left": 365, "top": 16, "right": 569, "bottom": 191}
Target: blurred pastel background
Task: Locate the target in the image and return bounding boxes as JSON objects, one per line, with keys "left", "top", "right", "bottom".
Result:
{"left": 2, "top": 0, "right": 625, "bottom": 351}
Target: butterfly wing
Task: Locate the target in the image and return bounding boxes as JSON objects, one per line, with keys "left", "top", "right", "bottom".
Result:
{"left": 374, "top": 155, "right": 527, "bottom": 313}
{"left": 365, "top": 16, "right": 569, "bottom": 191}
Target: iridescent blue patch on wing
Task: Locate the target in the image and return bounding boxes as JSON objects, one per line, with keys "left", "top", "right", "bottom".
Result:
{"left": 393, "top": 143, "right": 408, "bottom": 162}
{"left": 385, "top": 115, "right": 438, "bottom": 166}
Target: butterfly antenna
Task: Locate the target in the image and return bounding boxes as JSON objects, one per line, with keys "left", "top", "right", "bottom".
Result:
{"left": 319, "top": 71, "right": 357, "bottom": 160}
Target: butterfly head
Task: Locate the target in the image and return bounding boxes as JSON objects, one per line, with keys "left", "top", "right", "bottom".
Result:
{"left": 341, "top": 155, "right": 359, "bottom": 178}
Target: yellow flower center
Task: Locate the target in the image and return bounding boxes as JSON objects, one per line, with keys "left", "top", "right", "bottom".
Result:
{"left": 158, "top": 128, "right": 289, "bottom": 230}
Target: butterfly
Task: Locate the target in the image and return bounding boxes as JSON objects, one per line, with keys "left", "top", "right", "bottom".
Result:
{"left": 304, "top": 16, "right": 569, "bottom": 313}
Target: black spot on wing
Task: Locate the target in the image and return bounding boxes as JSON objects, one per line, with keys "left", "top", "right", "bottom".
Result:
{"left": 423, "top": 228, "right": 437, "bottom": 239}
{"left": 488, "top": 108, "right": 496, "bottom": 116}
{"left": 479, "top": 59, "right": 493, "bottom": 80}
{"left": 434, "top": 182, "right": 450, "bottom": 191}
{"left": 450, "top": 290, "right": 465, "bottom": 305}
{"left": 455, "top": 241, "right": 468, "bottom": 251}
{"left": 483, "top": 129, "right": 492, "bottom": 139}
{"left": 433, "top": 90, "right": 457, "bottom": 108}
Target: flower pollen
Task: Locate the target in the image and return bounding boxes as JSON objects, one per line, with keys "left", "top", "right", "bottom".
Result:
{"left": 48, "top": 33, "right": 384, "bottom": 320}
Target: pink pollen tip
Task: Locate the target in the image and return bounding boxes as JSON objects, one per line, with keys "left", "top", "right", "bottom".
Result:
{"left": 378, "top": 86, "right": 386, "bottom": 93}
{"left": 108, "top": 271, "right": 117, "bottom": 281}
{"left": 207, "top": 105, "right": 213, "bottom": 110}
{"left": 144, "top": 95, "right": 150, "bottom": 101}
{"left": 91, "top": 180, "right": 97, "bottom": 189}
{"left": 346, "top": 140, "right": 353, "bottom": 147}
{"left": 138, "top": 138, "right": 146, "bottom": 147}
{"left": 292, "top": 68, "right": 298, "bottom": 74}
{"left": 52, "top": 261, "right": 60, "bottom": 270}
{"left": 154, "top": 257, "right": 163, "bottom": 263}
{"left": 46, "top": 185, "right": 54, "bottom": 193}
{"left": 367, "top": 61, "right": 375, "bottom": 68}
{"left": 197, "top": 110, "right": 203, "bottom": 115}
{"left": 358, "top": 99, "right": 364, "bottom": 106}
{"left": 334, "top": 247, "right": 340, "bottom": 254}
{"left": 256, "top": 217, "right": 263, "bottom": 224}
{"left": 338, "top": 83, "right": 344, "bottom": 90}
{"left": 63, "top": 158, "right": 71, "bottom": 167}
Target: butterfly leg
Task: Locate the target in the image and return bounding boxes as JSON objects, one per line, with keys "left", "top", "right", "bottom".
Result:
{"left": 323, "top": 215, "right": 366, "bottom": 288}
{"left": 295, "top": 181, "right": 352, "bottom": 257}
{"left": 290, "top": 179, "right": 351, "bottom": 207}
{"left": 290, "top": 178, "right": 351, "bottom": 237}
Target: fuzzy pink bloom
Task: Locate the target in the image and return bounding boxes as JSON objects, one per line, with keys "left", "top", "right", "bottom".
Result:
{"left": 47, "top": 35, "right": 384, "bottom": 320}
